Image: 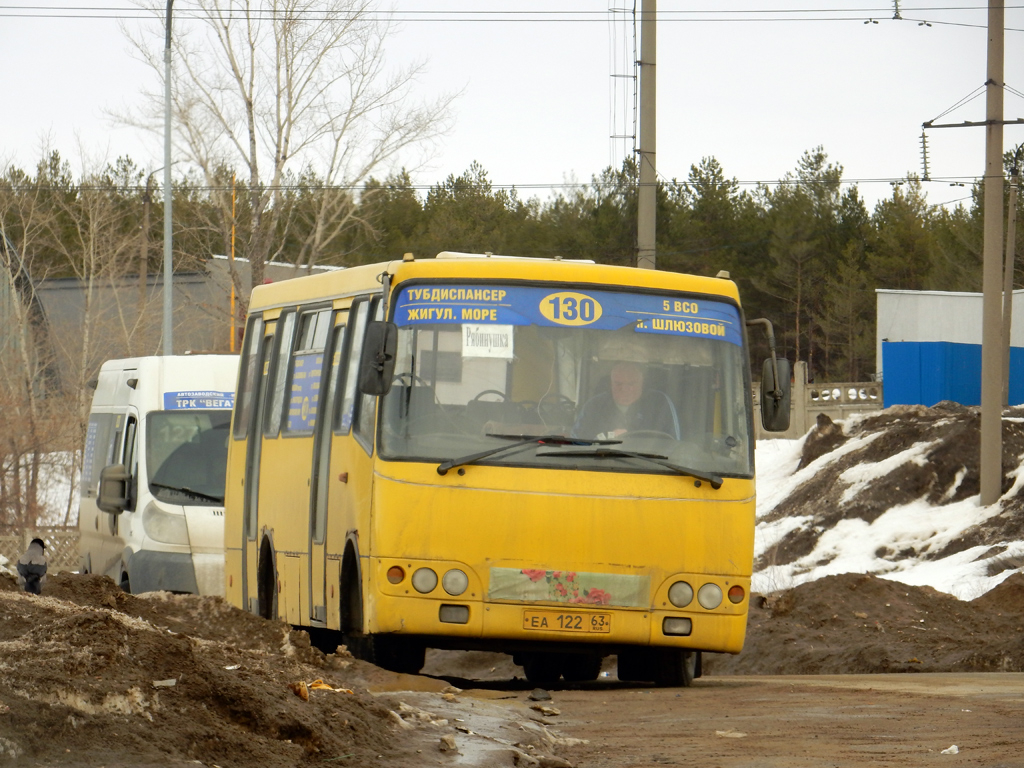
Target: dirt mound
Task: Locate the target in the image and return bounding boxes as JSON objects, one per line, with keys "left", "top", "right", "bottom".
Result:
{"left": 704, "top": 572, "right": 1024, "bottom": 676}
{"left": 0, "top": 572, "right": 440, "bottom": 768}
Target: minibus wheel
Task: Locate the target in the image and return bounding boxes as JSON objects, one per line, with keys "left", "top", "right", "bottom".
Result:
{"left": 119, "top": 573, "right": 131, "bottom": 594}
{"left": 561, "top": 653, "right": 602, "bottom": 682}
{"left": 371, "top": 635, "right": 425, "bottom": 675}
{"left": 521, "top": 653, "right": 561, "bottom": 684}
{"left": 653, "top": 649, "right": 697, "bottom": 688}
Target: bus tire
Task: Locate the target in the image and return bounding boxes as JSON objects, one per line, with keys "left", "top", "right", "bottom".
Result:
{"left": 370, "top": 635, "right": 425, "bottom": 675}
{"left": 653, "top": 649, "right": 697, "bottom": 688}
{"left": 120, "top": 572, "right": 131, "bottom": 594}
{"left": 257, "top": 537, "right": 278, "bottom": 621}
{"left": 561, "top": 653, "right": 602, "bottom": 682}
{"left": 521, "top": 653, "right": 561, "bottom": 684}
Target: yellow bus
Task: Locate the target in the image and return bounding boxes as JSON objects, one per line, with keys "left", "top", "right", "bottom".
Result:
{"left": 224, "top": 252, "right": 790, "bottom": 686}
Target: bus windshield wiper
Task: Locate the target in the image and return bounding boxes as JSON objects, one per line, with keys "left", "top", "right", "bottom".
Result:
{"left": 437, "top": 434, "right": 620, "bottom": 476}
{"left": 149, "top": 482, "right": 224, "bottom": 503}
{"left": 535, "top": 447, "right": 724, "bottom": 489}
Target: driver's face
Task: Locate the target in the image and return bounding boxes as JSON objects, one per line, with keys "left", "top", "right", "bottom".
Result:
{"left": 610, "top": 365, "right": 643, "bottom": 407}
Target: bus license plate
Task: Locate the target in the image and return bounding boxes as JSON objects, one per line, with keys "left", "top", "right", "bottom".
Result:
{"left": 523, "top": 610, "right": 611, "bottom": 633}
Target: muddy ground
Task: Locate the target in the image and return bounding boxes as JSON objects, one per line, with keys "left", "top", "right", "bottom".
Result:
{"left": 3, "top": 402, "right": 1024, "bottom": 766}
{"left": 3, "top": 569, "right": 1024, "bottom": 767}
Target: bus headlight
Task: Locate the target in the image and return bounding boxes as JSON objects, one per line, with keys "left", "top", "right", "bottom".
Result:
{"left": 668, "top": 580, "right": 693, "bottom": 608}
{"left": 412, "top": 568, "right": 438, "bottom": 593}
{"left": 442, "top": 569, "right": 468, "bottom": 596}
{"left": 697, "top": 583, "right": 723, "bottom": 610}
{"left": 142, "top": 502, "right": 190, "bottom": 545}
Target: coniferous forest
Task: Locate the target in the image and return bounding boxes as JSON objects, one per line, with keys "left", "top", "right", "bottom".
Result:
{"left": 1, "top": 145, "right": 1014, "bottom": 385}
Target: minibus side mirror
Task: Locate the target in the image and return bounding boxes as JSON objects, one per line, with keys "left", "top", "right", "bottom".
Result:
{"left": 358, "top": 321, "right": 398, "bottom": 396}
{"left": 760, "top": 357, "right": 792, "bottom": 433}
{"left": 97, "top": 464, "right": 130, "bottom": 515}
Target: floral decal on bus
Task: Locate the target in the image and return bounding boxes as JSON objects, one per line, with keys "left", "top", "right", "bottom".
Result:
{"left": 488, "top": 567, "right": 649, "bottom": 608}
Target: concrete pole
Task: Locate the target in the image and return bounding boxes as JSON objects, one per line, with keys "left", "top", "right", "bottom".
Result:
{"left": 1002, "top": 168, "right": 1018, "bottom": 407}
{"left": 980, "top": 0, "right": 1005, "bottom": 506}
{"left": 636, "top": 0, "right": 656, "bottom": 270}
{"left": 162, "top": 0, "right": 174, "bottom": 356}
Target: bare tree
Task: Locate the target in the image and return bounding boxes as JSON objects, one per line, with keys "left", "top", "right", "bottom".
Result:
{"left": 121, "top": 0, "right": 454, "bottom": 306}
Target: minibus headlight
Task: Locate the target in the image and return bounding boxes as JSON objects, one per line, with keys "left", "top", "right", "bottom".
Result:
{"left": 442, "top": 569, "right": 468, "bottom": 596}
{"left": 412, "top": 568, "right": 438, "bottom": 593}
{"left": 142, "top": 502, "right": 190, "bottom": 545}
{"left": 668, "top": 580, "right": 694, "bottom": 608}
{"left": 386, "top": 566, "right": 405, "bottom": 584}
{"left": 728, "top": 585, "right": 745, "bottom": 604}
{"left": 697, "top": 583, "right": 723, "bottom": 610}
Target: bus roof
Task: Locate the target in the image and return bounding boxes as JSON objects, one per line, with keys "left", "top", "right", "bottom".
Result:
{"left": 247, "top": 252, "right": 740, "bottom": 312}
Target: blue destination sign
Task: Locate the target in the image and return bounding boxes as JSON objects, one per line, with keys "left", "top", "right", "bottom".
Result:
{"left": 163, "top": 391, "right": 235, "bottom": 410}
{"left": 393, "top": 284, "right": 742, "bottom": 346}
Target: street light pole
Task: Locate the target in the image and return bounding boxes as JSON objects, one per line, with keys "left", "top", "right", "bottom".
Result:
{"left": 162, "top": 0, "right": 174, "bottom": 356}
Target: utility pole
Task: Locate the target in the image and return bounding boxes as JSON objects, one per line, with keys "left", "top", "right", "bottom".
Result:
{"left": 162, "top": 0, "right": 174, "bottom": 356}
{"left": 1002, "top": 165, "right": 1019, "bottom": 407}
{"left": 636, "top": 0, "right": 656, "bottom": 270}
{"left": 140, "top": 176, "right": 153, "bottom": 318}
{"left": 980, "top": 0, "right": 1005, "bottom": 506}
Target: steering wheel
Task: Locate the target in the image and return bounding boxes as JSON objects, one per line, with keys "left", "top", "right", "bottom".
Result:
{"left": 471, "top": 389, "right": 508, "bottom": 402}
{"left": 393, "top": 371, "right": 432, "bottom": 388}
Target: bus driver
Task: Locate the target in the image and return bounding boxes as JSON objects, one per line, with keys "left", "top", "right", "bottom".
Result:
{"left": 573, "top": 361, "right": 680, "bottom": 441}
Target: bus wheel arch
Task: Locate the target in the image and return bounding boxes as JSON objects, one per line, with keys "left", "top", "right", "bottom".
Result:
{"left": 339, "top": 537, "right": 363, "bottom": 636}
{"left": 257, "top": 535, "right": 278, "bottom": 621}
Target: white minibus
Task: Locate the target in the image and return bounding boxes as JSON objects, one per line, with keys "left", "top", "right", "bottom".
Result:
{"left": 78, "top": 355, "right": 238, "bottom": 595}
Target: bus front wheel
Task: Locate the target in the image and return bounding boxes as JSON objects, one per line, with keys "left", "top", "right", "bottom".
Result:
{"left": 654, "top": 649, "right": 698, "bottom": 688}
{"left": 520, "top": 653, "right": 561, "bottom": 684}
{"left": 561, "top": 653, "right": 602, "bottom": 683}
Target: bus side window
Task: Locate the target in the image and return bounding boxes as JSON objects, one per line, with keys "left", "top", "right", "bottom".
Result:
{"left": 233, "top": 315, "right": 266, "bottom": 440}
{"left": 81, "top": 413, "right": 115, "bottom": 497}
{"left": 284, "top": 308, "right": 332, "bottom": 435}
{"left": 264, "top": 310, "right": 297, "bottom": 438}
{"left": 335, "top": 299, "right": 370, "bottom": 437}
{"left": 353, "top": 298, "right": 382, "bottom": 449}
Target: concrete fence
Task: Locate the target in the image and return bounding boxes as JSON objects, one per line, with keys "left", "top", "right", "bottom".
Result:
{"left": 0, "top": 528, "right": 79, "bottom": 573}
{"left": 754, "top": 361, "right": 883, "bottom": 440}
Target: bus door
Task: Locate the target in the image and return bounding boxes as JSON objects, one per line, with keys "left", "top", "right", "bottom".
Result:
{"left": 308, "top": 314, "right": 346, "bottom": 625}
{"left": 325, "top": 298, "right": 376, "bottom": 629}
{"left": 238, "top": 316, "right": 272, "bottom": 615}
{"left": 263, "top": 306, "right": 333, "bottom": 624}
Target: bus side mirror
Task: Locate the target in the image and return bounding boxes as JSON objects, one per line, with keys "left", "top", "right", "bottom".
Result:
{"left": 358, "top": 321, "right": 398, "bottom": 396}
{"left": 97, "top": 464, "right": 130, "bottom": 515}
{"left": 760, "top": 357, "right": 792, "bottom": 432}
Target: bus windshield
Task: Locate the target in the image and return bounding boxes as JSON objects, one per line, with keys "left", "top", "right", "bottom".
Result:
{"left": 379, "top": 283, "right": 753, "bottom": 478}
{"left": 146, "top": 411, "right": 232, "bottom": 504}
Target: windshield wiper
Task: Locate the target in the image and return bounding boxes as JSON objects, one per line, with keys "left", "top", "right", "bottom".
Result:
{"left": 149, "top": 482, "right": 224, "bottom": 503}
{"left": 535, "top": 447, "right": 724, "bottom": 489}
{"left": 437, "top": 434, "right": 620, "bottom": 476}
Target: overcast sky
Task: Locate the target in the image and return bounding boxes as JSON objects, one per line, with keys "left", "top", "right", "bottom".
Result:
{"left": 4, "top": 1, "right": 1024, "bottom": 212}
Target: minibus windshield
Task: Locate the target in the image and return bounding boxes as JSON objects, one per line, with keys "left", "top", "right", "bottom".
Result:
{"left": 146, "top": 411, "right": 232, "bottom": 504}
{"left": 379, "top": 283, "right": 753, "bottom": 478}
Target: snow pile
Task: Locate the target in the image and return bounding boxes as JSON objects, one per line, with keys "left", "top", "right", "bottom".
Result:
{"left": 753, "top": 403, "right": 1024, "bottom": 600}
